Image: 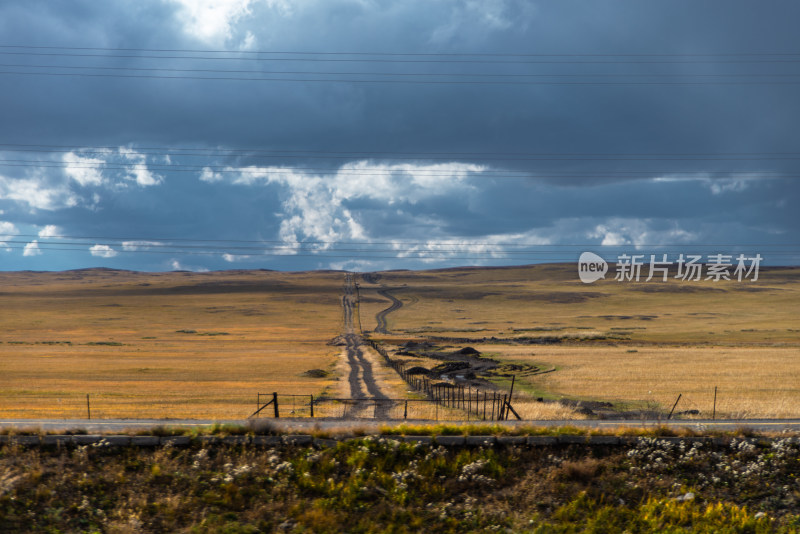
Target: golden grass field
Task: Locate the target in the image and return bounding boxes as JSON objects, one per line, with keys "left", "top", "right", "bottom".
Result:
{"left": 2, "top": 264, "right": 799, "bottom": 420}
{"left": 0, "top": 269, "right": 346, "bottom": 419}
{"left": 462, "top": 344, "right": 800, "bottom": 419}
{"left": 358, "top": 265, "right": 800, "bottom": 344}
{"left": 359, "top": 265, "right": 800, "bottom": 419}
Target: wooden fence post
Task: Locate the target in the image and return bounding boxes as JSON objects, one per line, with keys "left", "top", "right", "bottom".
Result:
{"left": 713, "top": 386, "right": 717, "bottom": 420}
{"left": 667, "top": 393, "right": 682, "bottom": 420}
{"left": 87, "top": 394, "right": 91, "bottom": 420}
{"left": 273, "top": 392, "right": 279, "bottom": 418}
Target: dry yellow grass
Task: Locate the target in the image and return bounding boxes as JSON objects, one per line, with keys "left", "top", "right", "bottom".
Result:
{"left": 0, "top": 269, "right": 346, "bottom": 419}
{"left": 358, "top": 266, "right": 800, "bottom": 345}
{"left": 360, "top": 265, "right": 800, "bottom": 419}
{"left": 4, "top": 264, "right": 799, "bottom": 421}
{"left": 481, "top": 344, "right": 800, "bottom": 419}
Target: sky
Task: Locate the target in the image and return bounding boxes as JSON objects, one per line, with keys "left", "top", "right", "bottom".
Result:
{"left": 0, "top": 0, "right": 798, "bottom": 272}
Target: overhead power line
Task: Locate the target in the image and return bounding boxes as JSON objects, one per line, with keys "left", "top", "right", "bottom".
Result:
{"left": 3, "top": 45, "right": 800, "bottom": 57}
{"left": 5, "top": 244, "right": 797, "bottom": 262}
{"left": 2, "top": 45, "right": 800, "bottom": 85}
{"left": 3, "top": 48, "right": 800, "bottom": 64}
{"left": 0, "top": 161, "right": 795, "bottom": 179}
{"left": 3, "top": 62, "right": 799, "bottom": 80}
{"left": 7, "top": 234, "right": 799, "bottom": 250}
{"left": 5, "top": 239, "right": 798, "bottom": 255}
{"left": 6, "top": 69, "right": 800, "bottom": 85}
{"left": 3, "top": 142, "right": 800, "bottom": 159}
{"left": 6, "top": 233, "right": 796, "bottom": 263}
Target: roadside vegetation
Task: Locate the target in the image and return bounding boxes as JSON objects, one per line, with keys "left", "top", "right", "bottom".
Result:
{"left": 2, "top": 435, "right": 800, "bottom": 532}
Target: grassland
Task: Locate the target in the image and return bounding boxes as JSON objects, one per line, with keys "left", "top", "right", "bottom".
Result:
{"left": 0, "top": 269, "right": 346, "bottom": 419}
{"left": 2, "top": 264, "right": 799, "bottom": 531}
{"left": 2, "top": 263, "right": 799, "bottom": 421}
{"left": 358, "top": 265, "right": 800, "bottom": 344}
{"left": 359, "top": 265, "right": 800, "bottom": 419}
{"left": 462, "top": 345, "right": 800, "bottom": 418}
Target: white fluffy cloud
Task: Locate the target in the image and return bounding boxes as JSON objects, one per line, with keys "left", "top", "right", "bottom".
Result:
{"left": 169, "top": 258, "right": 210, "bottom": 272}
{"left": 63, "top": 151, "right": 107, "bottom": 187}
{"left": 588, "top": 218, "right": 697, "bottom": 247}
{"left": 652, "top": 173, "right": 762, "bottom": 195}
{"left": 0, "top": 220, "right": 18, "bottom": 236}
{"left": 222, "top": 253, "right": 251, "bottom": 262}
{"left": 119, "top": 148, "right": 162, "bottom": 186}
{"left": 0, "top": 174, "right": 79, "bottom": 211}
{"left": 392, "top": 231, "right": 550, "bottom": 264}
{"left": 218, "top": 161, "right": 484, "bottom": 246}
{"left": 199, "top": 167, "right": 225, "bottom": 183}
{"left": 0, "top": 147, "right": 162, "bottom": 213}
{"left": 0, "top": 220, "right": 19, "bottom": 250}
{"left": 170, "top": 0, "right": 261, "bottom": 46}
{"left": 23, "top": 240, "right": 42, "bottom": 256}
{"left": 122, "top": 241, "right": 163, "bottom": 251}
{"left": 63, "top": 147, "right": 162, "bottom": 188}
{"left": 89, "top": 244, "right": 118, "bottom": 258}
{"left": 38, "top": 225, "right": 63, "bottom": 238}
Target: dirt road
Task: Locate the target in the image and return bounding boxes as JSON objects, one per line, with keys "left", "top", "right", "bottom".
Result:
{"left": 341, "top": 274, "right": 391, "bottom": 419}
{"left": 374, "top": 288, "right": 403, "bottom": 334}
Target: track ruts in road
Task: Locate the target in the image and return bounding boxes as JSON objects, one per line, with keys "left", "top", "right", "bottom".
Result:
{"left": 341, "top": 274, "right": 391, "bottom": 419}
{"left": 374, "top": 288, "right": 403, "bottom": 334}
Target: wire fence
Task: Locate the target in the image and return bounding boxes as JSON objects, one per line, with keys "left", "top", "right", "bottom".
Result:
{"left": 0, "top": 393, "right": 257, "bottom": 420}
{"left": 0, "top": 392, "right": 505, "bottom": 422}
{"left": 249, "top": 393, "right": 507, "bottom": 421}
{"left": 0, "top": 391, "right": 712, "bottom": 422}
{"left": 361, "top": 338, "right": 525, "bottom": 420}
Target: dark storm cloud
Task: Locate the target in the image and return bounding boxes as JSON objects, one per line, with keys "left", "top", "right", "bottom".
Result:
{"left": 1, "top": 0, "right": 796, "bottom": 159}
{"left": 0, "top": 0, "right": 797, "bottom": 270}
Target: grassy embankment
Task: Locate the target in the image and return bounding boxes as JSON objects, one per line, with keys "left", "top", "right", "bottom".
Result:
{"left": 2, "top": 433, "right": 799, "bottom": 532}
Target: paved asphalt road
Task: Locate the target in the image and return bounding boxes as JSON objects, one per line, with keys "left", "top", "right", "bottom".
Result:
{"left": 0, "top": 419, "right": 243, "bottom": 433}
{"left": 3, "top": 418, "right": 800, "bottom": 434}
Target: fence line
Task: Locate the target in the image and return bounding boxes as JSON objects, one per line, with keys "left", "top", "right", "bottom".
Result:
{"left": 2, "top": 338, "right": 520, "bottom": 421}
{"left": 249, "top": 392, "right": 506, "bottom": 421}
{"left": 0, "top": 388, "right": 515, "bottom": 421}
{"left": 0, "top": 393, "right": 260, "bottom": 420}
{"left": 362, "top": 338, "right": 519, "bottom": 421}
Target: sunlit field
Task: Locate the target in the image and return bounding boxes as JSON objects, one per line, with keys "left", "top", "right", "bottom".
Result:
{"left": 361, "top": 265, "right": 800, "bottom": 419}
{"left": 0, "top": 269, "right": 345, "bottom": 419}
{"left": 358, "top": 265, "right": 800, "bottom": 344}
{"left": 457, "top": 344, "right": 800, "bottom": 419}
{"left": 3, "top": 264, "right": 799, "bottom": 421}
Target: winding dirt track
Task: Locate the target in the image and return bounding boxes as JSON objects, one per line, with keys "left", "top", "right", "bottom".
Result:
{"left": 374, "top": 288, "right": 403, "bottom": 334}
{"left": 341, "top": 274, "right": 391, "bottom": 419}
